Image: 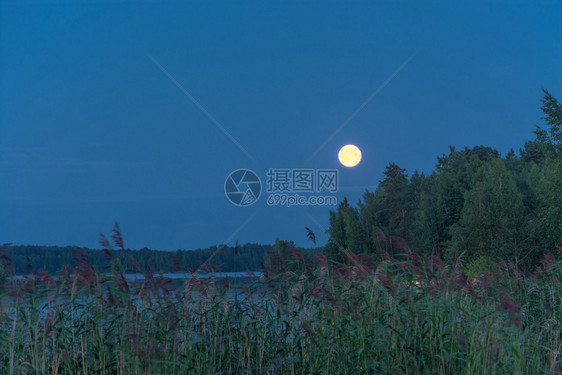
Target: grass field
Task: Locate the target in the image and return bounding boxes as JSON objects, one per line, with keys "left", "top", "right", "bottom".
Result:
{"left": 1, "top": 247, "right": 562, "bottom": 374}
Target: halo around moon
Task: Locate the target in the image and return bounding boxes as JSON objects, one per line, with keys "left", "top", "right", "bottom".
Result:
{"left": 338, "top": 144, "right": 362, "bottom": 167}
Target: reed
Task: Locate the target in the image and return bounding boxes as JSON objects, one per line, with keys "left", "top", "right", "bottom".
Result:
{"left": 1, "top": 242, "right": 562, "bottom": 374}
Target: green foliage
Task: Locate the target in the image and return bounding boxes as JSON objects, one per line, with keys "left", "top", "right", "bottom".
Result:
{"left": 324, "top": 90, "right": 562, "bottom": 273}
{"left": 324, "top": 198, "right": 351, "bottom": 262}
{"left": 0, "top": 262, "right": 5, "bottom": 290}
{"left": 263, "top": 238, "right": 311, "bottom": 277}
{"left": 450, "top": 159, "right": 528, "bottom": 266}
{"left": 463, "top": 255, "right": 494, "bottom": 279}
{"left": 536, "top": 88, "right": 562, "bottom": 152}
{"left": 375, "top": 163, "right": 411, "bottom": 238}
{"left": 528, "top": 158, "right": 562, "bottom": 253}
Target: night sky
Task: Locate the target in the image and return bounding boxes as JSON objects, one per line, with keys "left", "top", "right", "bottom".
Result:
{"left": 1, "top": 1, "right": 561, "bottom": 251}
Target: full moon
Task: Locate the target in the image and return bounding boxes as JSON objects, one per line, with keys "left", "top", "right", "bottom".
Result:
{"left": 338, "top": 144, "right": 362, "bottom": 167}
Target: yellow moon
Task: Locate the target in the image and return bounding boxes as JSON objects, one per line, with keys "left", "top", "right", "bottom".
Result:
{"left": 338, "top": 144, "right": 362, "bottom": 167}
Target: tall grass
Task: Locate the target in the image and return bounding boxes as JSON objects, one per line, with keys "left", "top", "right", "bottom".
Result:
{"left": 2, "top": 242, "right": 562, "bottom": 374}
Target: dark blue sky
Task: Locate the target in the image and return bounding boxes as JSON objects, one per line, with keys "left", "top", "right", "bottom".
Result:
{"left": 1, "top": 1, "right": 561, "bottom": 251}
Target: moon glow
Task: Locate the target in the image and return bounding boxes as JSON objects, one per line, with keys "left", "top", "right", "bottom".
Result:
{"left": 338, "top": 144, "right": 362, "bottom": 167}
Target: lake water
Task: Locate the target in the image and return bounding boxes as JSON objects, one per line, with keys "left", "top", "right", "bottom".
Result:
{"left": 7, "top": 271, "right": 263, "bottom": 281}
{"left": 122, "top": 271, "right": 262, "bottom": 280}
{"left": 1, "top": 272, "right": 267, "bottom": 321}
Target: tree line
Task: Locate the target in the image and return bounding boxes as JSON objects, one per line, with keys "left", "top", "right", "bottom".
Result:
{"left": 0, "top": 242, "right": 274, "bottom": 276}
{"left": 323, "top": 89, "right": 562, "bottom": 273}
